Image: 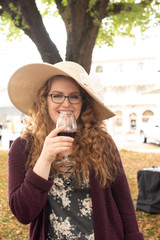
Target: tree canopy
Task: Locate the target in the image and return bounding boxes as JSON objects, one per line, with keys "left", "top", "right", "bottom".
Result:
{"left": 0, "top": 0, "right": 160, "bottom": 72}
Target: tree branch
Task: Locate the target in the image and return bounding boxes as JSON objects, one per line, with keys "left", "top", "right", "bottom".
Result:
{"left": 18, "top": 0, "right": 62, "bottom": 63}
{"left": 0, "top": 0, "right": 62, "bottom": 63}
{"left": 0, "top": 9, "right": 4, "bottom": 16}
{"left": 0, "top": 0, "right": 11, "bottom": 14}
{"left": 88, "top": 0, "right": 110, "bottom": 21}
{"left": 106, "top": 0, "right": 153, "bottom": 17}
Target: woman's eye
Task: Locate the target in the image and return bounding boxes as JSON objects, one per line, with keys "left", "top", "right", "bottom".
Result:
{"left": 53, "top": 94, "right": 63, "bottom": 99}
{"left": 70, "top": 95, "right": 79, "bottom": 99}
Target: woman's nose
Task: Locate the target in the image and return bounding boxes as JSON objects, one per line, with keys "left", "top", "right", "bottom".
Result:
{"left": 61, "top": 97, "right": 71, "bottom": 107}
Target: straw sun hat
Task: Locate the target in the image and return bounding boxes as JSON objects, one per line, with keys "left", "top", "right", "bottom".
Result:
{"left": 143, "top": 88, "right": 160, "bottom": 94}
{"left": 8, "top": 61, "right": 115, "bottom": 120}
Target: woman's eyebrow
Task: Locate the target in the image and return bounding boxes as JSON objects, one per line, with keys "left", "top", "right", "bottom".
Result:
{"left": 50, "top": 91, "right": 63, "bottom": 94}
{"left": 50, "top": 91, "right": 80, "bottom": 94}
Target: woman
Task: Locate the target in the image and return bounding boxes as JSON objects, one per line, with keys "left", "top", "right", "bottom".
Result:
{"left": 8, "top": 61, "right": 144, "bottom": 240}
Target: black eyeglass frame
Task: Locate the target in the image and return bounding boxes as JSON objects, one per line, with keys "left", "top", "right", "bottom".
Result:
{"left": 48, "top": 93, "right": 82, "bottom": 104}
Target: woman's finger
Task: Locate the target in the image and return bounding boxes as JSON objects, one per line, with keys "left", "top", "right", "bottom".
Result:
{"left": 47, "top": 126, "right": 65, "bottom": 138}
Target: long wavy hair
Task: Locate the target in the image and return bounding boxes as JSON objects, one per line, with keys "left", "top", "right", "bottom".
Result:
{"left": 22, "top": 76, "right": 120, "bottom": 187}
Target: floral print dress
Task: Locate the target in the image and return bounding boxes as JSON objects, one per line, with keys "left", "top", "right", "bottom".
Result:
{"left": 47, "top": 173, "right": 94, "bottom": 240}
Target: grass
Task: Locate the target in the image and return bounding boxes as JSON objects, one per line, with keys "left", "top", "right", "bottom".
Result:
{"left": 0, "top": 149, "right": 160, "bottom": 239}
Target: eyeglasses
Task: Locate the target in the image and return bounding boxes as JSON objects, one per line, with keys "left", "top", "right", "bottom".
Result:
{"left": 48, "top": 92, "right": 82, "bottom": 104}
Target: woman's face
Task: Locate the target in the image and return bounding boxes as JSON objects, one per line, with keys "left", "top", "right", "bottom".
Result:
{"left": 47, "top": 76, "right": 82, "bottom": 125}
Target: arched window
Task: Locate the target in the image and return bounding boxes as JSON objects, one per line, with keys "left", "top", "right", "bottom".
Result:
{"left": 137, "top": 62, "right": 144, "bottom": 71}
{"left": 96, "top": 65, "right": 103, "bottom": 73}
{"left": 117, "top": 63, "right": 123, "bottom": 72}
{"left": 142, "top": 110, "right": 154, "bottom": 122}
{"left": 129, "top": 113, "right": 137, "bottom": 130}
{"left": 114, "top": 110, "right": 122, "bottom": 126}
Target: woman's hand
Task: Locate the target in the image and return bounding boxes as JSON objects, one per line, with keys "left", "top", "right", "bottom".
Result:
{"left": 33, "top": 127, "right": 74, "bottom": 180}
{"left": 40, "top": 126, "right": 74, "bottom": 164}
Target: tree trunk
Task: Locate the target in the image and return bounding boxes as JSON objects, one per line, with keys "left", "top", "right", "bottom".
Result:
{"left": 56, "top": 0, "right": 109, "bottom": 73}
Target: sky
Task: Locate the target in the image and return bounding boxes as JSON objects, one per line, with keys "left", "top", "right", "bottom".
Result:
{"left": 93, "top": 26, "right": 160, "bottom": 61}
{"left": 1, "top": 15, "right": 160, "bottom": 91}
{"left": 0, "top": 15, "right": 66, "bottom": 90}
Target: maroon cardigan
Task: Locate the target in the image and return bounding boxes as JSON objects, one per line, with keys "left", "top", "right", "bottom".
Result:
{"left": 8, "top": 137, "right": 144, "bottom": 240}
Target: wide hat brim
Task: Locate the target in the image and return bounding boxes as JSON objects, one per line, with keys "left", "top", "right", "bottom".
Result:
{"left": 8, "top": 61, "right": 115, "bottom": 120}
{"left": 143, "top": 88, "right": 160, "bottom": 94}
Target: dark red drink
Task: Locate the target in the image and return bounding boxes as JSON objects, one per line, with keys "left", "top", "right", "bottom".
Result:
{"left": 58, "top": 131, "right": 76, "bottom": 138}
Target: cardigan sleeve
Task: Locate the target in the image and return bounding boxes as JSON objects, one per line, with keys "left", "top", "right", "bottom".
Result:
{"left": 111, "top": 147, "right": 144, "bottom": 240}
{"left": 8, "top": 137, "right": 53, "bottom": 224}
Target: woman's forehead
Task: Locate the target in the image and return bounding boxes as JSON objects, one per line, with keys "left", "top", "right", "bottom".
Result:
{"left": 50, "top": 75, "right": 80, "bottom": 91}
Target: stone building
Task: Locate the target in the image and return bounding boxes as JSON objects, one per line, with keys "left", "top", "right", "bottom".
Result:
{"left": 91, "top": 48, "right": 160, "bottom": 138}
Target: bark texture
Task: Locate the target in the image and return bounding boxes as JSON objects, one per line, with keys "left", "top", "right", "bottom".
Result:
{"left": 55, "top": 0, "right": 109, "bottom": 72}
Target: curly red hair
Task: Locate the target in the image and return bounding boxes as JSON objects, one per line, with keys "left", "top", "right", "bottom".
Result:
{"left": 22, "top": 76, "right": 120, "bottom": 187}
